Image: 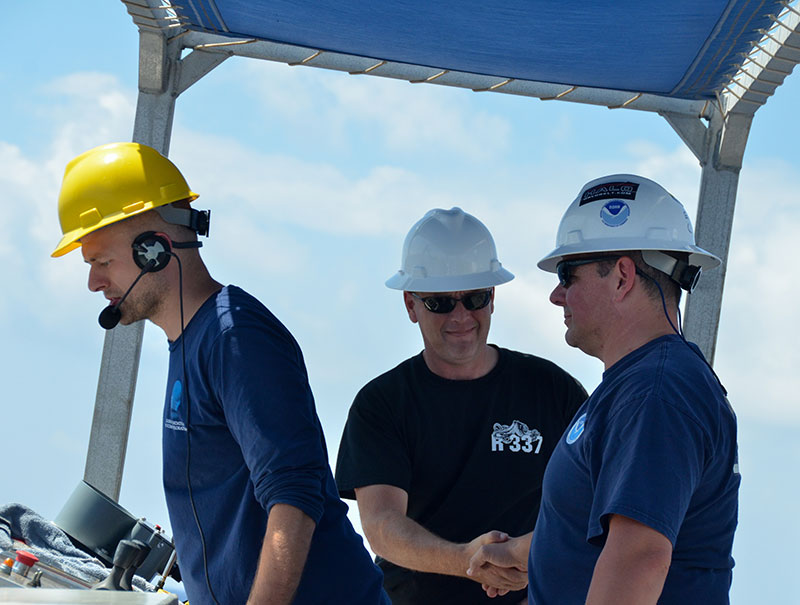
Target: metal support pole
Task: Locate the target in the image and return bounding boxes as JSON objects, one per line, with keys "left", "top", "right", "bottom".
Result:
{"left": 84, "top": 323, "right": 145, "bottom": 500}
{"left": 663, "top": 109, "right": 753, "bottom": 365}
{"left": 83, "top": 24, "right": 230, "bottom": 499}
{"left": 83, "top": 31, "right": 181, "bottom": 500}
{"left": 683, "top": 167, "right": 739, "bottom": 365}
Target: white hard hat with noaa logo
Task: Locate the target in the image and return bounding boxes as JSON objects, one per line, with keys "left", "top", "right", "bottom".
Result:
{"left": 538, "top": 174, "right": 721, "bottom": 290}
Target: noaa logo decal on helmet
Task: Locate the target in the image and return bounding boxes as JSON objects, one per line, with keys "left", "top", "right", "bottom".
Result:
{"left": 600, "top": 200, "right": 630, "bottom": 227}
{"left": 566, "top": 413, "right": 587, "bottom": 445}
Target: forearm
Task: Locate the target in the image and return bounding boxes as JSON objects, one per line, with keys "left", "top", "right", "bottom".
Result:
{"left": 246, "top": 503, "right": 316, "bottom": 605}
{"left": 356, "top": 484, "right": 522, "bottom": 591}
{"left": 364, "top": 511, "right": 475, "bottom": 577}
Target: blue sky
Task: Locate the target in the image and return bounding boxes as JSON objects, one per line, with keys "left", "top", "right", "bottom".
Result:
{"left": 2, "top": 2, "right": 799, "bottom": 602}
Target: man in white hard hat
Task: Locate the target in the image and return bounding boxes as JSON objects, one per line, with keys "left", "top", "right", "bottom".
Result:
{"left": 53, "top": 142, "right": 389, "bottom": 605}
{"left": 468, "top": 175, "right": 740, "bottom": 604}
{"left": 336, "top": 207, "right": 587, "bottom": 604}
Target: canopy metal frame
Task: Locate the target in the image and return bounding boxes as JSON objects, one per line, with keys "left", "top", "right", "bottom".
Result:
{"left": 86, "top": 0, "right": 800, "bottom": 500}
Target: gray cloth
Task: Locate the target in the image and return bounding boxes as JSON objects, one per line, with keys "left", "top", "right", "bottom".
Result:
{"left": 0, "top": 503, "right": 154, "bottom": 591}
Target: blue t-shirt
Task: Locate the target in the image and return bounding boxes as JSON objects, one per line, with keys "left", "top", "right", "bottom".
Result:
{"left": 528, "top": 335, "right": 740, "bottom": 604}
{"left": 162, "top": 285, "right": 387, "bottom": 604}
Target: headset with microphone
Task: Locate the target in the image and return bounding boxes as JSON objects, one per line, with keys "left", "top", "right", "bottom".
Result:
{"left": 97, "top": 231, "right": 202, "bottom": 330}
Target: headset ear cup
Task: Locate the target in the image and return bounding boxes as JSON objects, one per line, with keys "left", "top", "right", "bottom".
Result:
{"left": 132, "top": 231, "right": 172, "bottom": 272}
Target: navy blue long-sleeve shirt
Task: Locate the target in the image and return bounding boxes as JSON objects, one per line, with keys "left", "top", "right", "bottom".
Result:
{"left": 163, "top": 285, "right": 387, "bottom": 604}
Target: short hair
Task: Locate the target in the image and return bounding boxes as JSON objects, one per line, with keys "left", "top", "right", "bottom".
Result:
{"left": 595, "top": 251, "right": 682, "bottom": 306}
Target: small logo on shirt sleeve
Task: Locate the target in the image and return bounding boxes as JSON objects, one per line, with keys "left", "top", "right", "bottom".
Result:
{"left": 566, "top": 413, "right": 587, "bottom": 444}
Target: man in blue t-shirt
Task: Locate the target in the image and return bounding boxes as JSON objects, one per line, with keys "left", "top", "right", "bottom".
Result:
{"left": 53, "top": 142, "right": 388, "bottom": 605}
{"left": 467, "top": 174, "right": 740, "bottom": 604}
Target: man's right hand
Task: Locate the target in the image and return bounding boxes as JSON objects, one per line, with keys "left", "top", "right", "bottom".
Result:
{"left": 467, "top": 533, "right": 531, "bottom": 597}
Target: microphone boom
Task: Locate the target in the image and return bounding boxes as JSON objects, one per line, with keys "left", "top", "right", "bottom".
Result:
{"left": 97, "top": 259, "right": 157, "bottom": 330}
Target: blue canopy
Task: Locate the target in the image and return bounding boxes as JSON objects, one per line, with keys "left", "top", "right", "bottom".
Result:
{"left": 176, "top": 0, "right": 784, "bottom": 100}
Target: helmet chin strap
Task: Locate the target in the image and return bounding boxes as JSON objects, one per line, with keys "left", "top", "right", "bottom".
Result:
{"left": 155, "top": 204, "right": 211, "bottom": 237}
{"left": 641, "top": 250, "right": 702, "bottom": 292}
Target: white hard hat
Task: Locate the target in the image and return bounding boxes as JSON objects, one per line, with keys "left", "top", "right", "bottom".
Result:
{"left": 538, "top": 174, "right": 720, "bottom": 289}
{"left": 386, "top": 207, "right": 514, "bottom": 292}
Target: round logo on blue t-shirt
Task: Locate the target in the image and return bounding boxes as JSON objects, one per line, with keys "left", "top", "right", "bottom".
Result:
{"left": 600, "top": 200, "right": 630, "bottom": 227}
{"left": 566, "top": 413, "right": 587, "bottom": 444}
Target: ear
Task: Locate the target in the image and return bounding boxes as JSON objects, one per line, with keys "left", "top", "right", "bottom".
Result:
{"left": 613, "top": 257, "right": 638, "bottom": 301}
{"left": 489, "top": 287, "right": 495, "bottom": 314}
{"left": 403, "top": 291, "right": 419, "bottom": 324}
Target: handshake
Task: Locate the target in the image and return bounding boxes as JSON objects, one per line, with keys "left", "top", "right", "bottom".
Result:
{"left": 464, "top": 530, "right": 530, "bottom": 599}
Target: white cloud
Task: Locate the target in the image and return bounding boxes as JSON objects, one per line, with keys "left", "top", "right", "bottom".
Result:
{"left": 627, "top": 141, "right": 701, "bottom": 208}
{"left": 0, "top": 143, "right": 37, "bottom": 260}
{"left": 170, "top": 129, "right": 463, "bottom": 237}
{"left": 0, "top": 73, "right": 135, "bottom": 331}
{"left": 41, "top": 72, "right": 135, "bottom": 166}
{"left": 714, "top": 159, "right": 800, "bottom": 423}
{"left": 207, "top": 213, "right": 311, "bottom": 278}
{"left": 239, "top": 60, "right": 511, "bottom": 159}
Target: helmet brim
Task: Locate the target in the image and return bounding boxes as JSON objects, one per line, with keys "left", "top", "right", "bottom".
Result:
{"left": 51, "top": 191, "right": 199, "bottom": 257}
{"left": 538, "top": 239, "right": 721, "bottom": 273}
{"left": 386, "top": 268, "right": 514, "bottom": 292}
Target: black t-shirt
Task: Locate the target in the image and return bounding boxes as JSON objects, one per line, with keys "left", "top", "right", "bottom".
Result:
{"left": 336, "top": 346, "right": 587, "bottom": 605}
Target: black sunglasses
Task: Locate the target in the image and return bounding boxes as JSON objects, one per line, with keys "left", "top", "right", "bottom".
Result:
{"left": 411, "top": 289, "right": 493, "bottom": 314}
{"left": 556, "top": 256, "right": 621, "bottom": 287}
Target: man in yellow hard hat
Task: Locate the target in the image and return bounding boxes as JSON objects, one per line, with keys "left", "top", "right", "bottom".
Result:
{"left": 54, "top": 142, "right": 389, "bottom": 605}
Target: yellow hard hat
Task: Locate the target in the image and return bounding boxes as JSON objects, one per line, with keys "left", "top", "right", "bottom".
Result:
{"left": 52, "top": 142, "right": 198, "bottom": 257}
